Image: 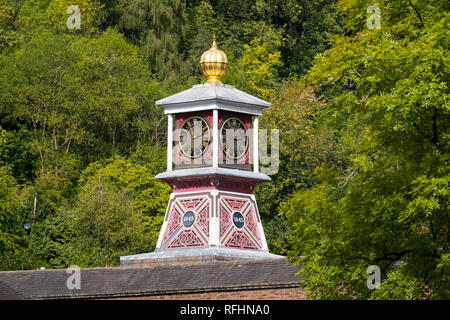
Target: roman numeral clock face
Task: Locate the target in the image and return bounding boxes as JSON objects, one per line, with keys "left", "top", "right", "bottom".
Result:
{"left": 179, "top": 116, "right": 211, "bottom": 159}
{"left": 220, "top": 117, "right": 249, "bottom": 160}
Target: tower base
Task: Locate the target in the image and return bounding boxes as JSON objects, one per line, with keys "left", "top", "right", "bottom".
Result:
{"left": 120, "top": 247, "right": 284, "bottom": 267}
{"left": 120, "top": 170, "right": 279, "bottom": 267}
{"left": 155, "top": 188, "right": 270, "bottom": 251}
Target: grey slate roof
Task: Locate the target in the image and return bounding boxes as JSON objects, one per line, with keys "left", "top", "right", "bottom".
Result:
{"left": 156, "top": 83, "right": 271, "bottom": 108}
{"left": 0, "top": 281, "right": 24, "bottom": 300}
{"left": 0, "top": 259, "right": 302, "bottom": 300}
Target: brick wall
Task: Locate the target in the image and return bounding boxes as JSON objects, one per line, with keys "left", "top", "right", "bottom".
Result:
{"left": 117, "top": 287, "right": 306, "bottom": 300}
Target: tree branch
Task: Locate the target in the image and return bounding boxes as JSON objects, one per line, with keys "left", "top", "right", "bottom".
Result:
{"left": 431, "top": 108, "right": 438, "bottom": 146}
{"left": 408, "top": 1, "right": 424, "bottom": 28}
{"left": 348, "top": 249, "right": 414, "bottom": 264}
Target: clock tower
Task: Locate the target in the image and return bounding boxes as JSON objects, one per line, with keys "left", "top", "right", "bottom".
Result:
{"left": 121, "top": 37, "right": 281, "bottom": 265}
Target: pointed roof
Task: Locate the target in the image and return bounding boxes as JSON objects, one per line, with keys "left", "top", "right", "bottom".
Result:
{"left": 156, "top": 83, "right": 271, "bottom": 115}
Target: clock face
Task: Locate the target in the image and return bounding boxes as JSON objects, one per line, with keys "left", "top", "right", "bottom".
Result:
{"left": 179, "top": 116, "right": 211, "bottom": 159}
{"left": 220, "top": 117, "right": 249, "bottom": 159}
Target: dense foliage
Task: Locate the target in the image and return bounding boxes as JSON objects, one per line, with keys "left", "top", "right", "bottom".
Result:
{"left": 0, "top": 0, "right": 448, "bottom": 299}
{"left": 280, "top": 0, "right": 449, "bottom": 299}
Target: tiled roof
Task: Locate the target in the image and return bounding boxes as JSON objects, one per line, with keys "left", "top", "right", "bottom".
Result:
{"left": 0, "top": 259, "right": 302, "bottom": 300}
{"left": 0, "top": 281, "right": 24, "bottom": 300}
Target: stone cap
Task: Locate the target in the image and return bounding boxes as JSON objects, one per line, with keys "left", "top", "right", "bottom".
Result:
{"left": 120, "top": 247, "right": 284, "bottom": 267}
{"left": 155, "top": 167, "right": 271, "bottom": 183}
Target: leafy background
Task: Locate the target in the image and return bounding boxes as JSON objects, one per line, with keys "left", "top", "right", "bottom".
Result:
{"left": 0, "top": 0, "right": 448, "bottom": 299}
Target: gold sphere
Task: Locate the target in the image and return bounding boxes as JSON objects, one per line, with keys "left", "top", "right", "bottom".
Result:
{"left": 200, "top": 35, "right": 228, "bottom": 84}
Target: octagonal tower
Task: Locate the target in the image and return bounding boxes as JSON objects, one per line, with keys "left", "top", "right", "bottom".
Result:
{"left": 121, "top": 37, "right": 282, "bottom": 265}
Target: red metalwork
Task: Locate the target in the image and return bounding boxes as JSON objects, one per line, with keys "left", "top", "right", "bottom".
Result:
{"left": 167, "top": 229, "right": 206, "bottom": 249}
{"left": 219, "top": 202, "right": 232, "bottom": 240}
{"left": 177, "top": 197, "right": 205, "bottom": 211}
{"left": 244, "top": 205, "right": 261, "bottom": 244}
{"left": 169, "top": 175, "right": 259, "bottom": 194}
{"left": 162, "top": 205, "right": 182, "bottom": 244}
{"left": 223, "top": 197, "right": 248, "bottom": 212}
{"left": 196, "top": 202, "right": 210, "bottom": 237}
{"left": 224, "top": 230, "right": 258, "bottom": 250}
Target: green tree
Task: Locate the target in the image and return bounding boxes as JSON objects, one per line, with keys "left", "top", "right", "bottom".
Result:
{"left": 99, "top": 0, "right": 188, "bottom": 83}
{"left": 79, "top": 156, "right": 170, "bottom": 219}
{"left": 256, "top": 81, "right": 344, "bottom": 253}
{"left": 0, "top": 125, "right": 37, "bottom": 182}
{"left": 0, "top": 26, "right": 171, "bottom": 269}
{"left": 221, "top": 22, "right": 284, "bottom": 100}
{"left": 45, "top": 0, "right": 103, "bottom": 33}
{"left": 63, "top": 185, "right": 152, "bottom": 267}
{"left": 61, "top": 156, "right": 170, "bottom": 267}
{"left": 24, "top": 156, "right": 171, "bottom": 268}
{"left": 0, "top": 167, "right": 21, "bottom": 255}
{"left": 129, "top": 141, "right": 166, "bottom": 175}
{"left": 0, "top": 0, "right": 23, "bottom": 54}
{"left": 0, "top": 28, "right": 168, "bottom": 201}
{"left": 283, "top": 0, "right": 449, "bottom": 299}
{"left": 253, "top": 0, "right": 343, "bottom": 76}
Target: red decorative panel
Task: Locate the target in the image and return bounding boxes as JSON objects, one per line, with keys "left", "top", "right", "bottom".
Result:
{"left": 167, "top": 229, "right": 205, "bottom": 249}
{"left": 224, "top": 230, "right": 258, "bottom": 250}
{"left": 158, "top": 192, "right": 265, "bottom": 251}
{"left": 223, "top": 197, "right": 248, "bottom": 212}
{"left": 219, "top": 202, "right": 232, "bottom": 240}
{"left": 170, "top": 176, "right": 257, "bottom": 194}
{"left": 162, "top": 195, "right": 210, "bottom": 249}
{"left": 162, "top": 205, "right": 183, "bottom": 243}
{"left": 178, "top": 197, "right": 204, "bottom": 211}
{"left": 196, "top": 202, "right": 210, "bottom": 237}
{"left": 244, "top": 205, "right": 261, "bottom": 244}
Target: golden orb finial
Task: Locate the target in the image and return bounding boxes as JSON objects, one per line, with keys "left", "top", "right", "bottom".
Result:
{"left": 200, "top": 35, "right": 228, "bottom": 84}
